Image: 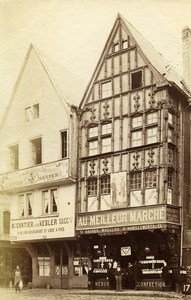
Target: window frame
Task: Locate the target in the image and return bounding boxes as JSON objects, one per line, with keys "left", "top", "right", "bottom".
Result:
{"left": 19, "top": 192, "right": 33, "bottom": 217}
{"left": 9, "top": 144, "right": 19, "bottom": 170}
{"left": 42, "top": 188, "right": 58, "bottom": 215}
{"left": 146, "top": 126, "right": 158, "bottom": 144}
{"left": 25, "top": 103, "right": 39, "bottom": 122}
{"left": 31, "top": 137, "right": 42, "bottom": 165}
{"left": 61, "top": 130, "right": 68, "bottom": 159}
{"left": 145, "top": 170, "right": 157, "bottom": 188}
{"left": 132, "top": 115, "right": 143, "bottom": 128}
{"left": 100, "top": 176, "right": 111, "bottom": 195}
{"left": 131, "top": 71, "right": 142, "bottom": 90}
{"left": 131, "top": 130, "right": 142, "bottom": 147}
{"left": 87, "top": 179, "right": 97, "bottom": 197}
{"left": 130, "top": 172, "right": 142, "bottom": 190}
{"left": 146, "top": 112, "right": 158, "bottom": 125}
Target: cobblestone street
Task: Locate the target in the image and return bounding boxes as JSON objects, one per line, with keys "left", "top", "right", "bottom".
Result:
{"left": 0, "top": 288, "right": 188, "bottom": 300}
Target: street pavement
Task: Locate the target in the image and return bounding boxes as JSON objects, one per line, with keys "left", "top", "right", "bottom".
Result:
{"left": 0, "top": 288, "right": 189, "bottom": 300}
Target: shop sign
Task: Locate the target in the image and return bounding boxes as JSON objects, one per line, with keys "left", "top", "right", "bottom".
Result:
{"left": 77, "top": 205, "right": 180, "bottom": 233}
{"left": 137, "top": 279, "right": 165, "bottom": 290}
{"left": 0, "top": 159, "right": 69, "bottom": 191}
{"left": 10, "top": 215, "right": 74, "bottom": 241}
{"left": 94, "top": 278, "right": 110, "bottom": 289}
{"left": 121, "top": 246, "right": 131, "bottom": 256}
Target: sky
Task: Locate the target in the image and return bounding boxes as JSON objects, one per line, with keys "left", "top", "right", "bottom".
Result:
{"left": 1, "top": 0, "right": 191, "bottom": 120}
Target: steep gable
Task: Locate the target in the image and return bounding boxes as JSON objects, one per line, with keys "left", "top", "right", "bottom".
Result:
{"left": 80, "top": 14, "right": 188, "bottom": 109}
{"left": 0, "top": 44, "right": 72, "bottom": 130}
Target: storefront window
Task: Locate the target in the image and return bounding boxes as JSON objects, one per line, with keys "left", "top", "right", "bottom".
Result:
{"left": 54, "top": 245, "right": 68, "bottom": 276}
{"left": 37, "top": 245, "right": 50, "bottom": 276}
{"left": 73, "top": 244, "right": 88, "bottom": 276}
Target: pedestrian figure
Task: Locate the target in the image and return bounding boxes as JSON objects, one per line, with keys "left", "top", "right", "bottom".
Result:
{"left": 132, "top": 261, "right": 142, "bottom": 290}
{"left": 14, "top": 265, "right": 22, "bottom": 292}
{"left": 161, "top": 262, "right": 172, "bottom": 290}
{"left": 107, "top": 262, "right": 115, "bottom": 290}
{"left": 114, "top": 265, "right": 123, "bottom": 292}
{"left": 126, "top": 262, "right": 134, "bottom": 289}
{"left": 87, "top": 267, "right": 94, "bottom": 290}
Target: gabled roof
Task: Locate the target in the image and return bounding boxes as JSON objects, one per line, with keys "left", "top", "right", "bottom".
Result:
{"left": 0, "top": 44, "right": 82, "bottom": 128}
{"left": 80, "top": 14, "right": 190, "bottom": 108}
{"left": 120, "top": 14, "right": 187, "bottom": 93}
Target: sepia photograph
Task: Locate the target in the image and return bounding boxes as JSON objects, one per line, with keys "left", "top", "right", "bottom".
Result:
{"left": 0, "top": 0, "right": 191, "bottom": 299}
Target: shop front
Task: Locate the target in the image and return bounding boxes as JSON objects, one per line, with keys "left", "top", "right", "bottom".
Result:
{"left": 76, "top": 204, "right": 181, "bottom": 290}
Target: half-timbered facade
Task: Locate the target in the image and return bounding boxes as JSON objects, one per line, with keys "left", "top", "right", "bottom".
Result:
{"left": 76, "top": 14, "right": 191, "bottom": 289}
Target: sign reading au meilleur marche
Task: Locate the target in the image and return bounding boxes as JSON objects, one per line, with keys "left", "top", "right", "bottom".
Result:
{"left": 77, "top": 205, "right": 180, "bottom": 234}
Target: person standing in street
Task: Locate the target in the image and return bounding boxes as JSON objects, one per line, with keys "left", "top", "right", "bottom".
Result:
{"left": 14, "top": 265, "right": 22, "bottom": 292}
{"left": 114, "top": 265, "right": 123, "bottom": 292}
{"left": 132, "top": 261, "right": 142, "bottom": 290}
{"left": 107, "top": 262, "right": 115, "bottom": 290}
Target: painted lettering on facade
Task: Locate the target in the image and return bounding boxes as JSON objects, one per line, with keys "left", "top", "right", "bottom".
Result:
{"left": 77, "top": 205, "right": 180, "bottom": 232}
{"left": 0, "top": 159, "right": 69, "bottom": 191}
{"left": 10, "top": 216, "right": 74, "bottom": 241}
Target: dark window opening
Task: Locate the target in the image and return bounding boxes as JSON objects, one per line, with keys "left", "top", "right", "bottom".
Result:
{"left": 61, "top": 131, "right": 68, "bottom": 158}
{"left": 31, "top": 137, "right": 42, "bottom": 165}
{"left": 131, "top": 71, "right": 142, "bottom": 89}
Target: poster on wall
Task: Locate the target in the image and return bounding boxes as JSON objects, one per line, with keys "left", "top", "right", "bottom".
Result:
{"left": 111, "top": 172, "right": 127, "bottom": 205}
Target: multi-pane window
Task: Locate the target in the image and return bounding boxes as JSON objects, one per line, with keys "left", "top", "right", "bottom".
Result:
{"left": 37, "top": 245, "right": 50, "bottom": 276}
{"left": 42, "top": 188, "right": 58, "bottom": 214}
{"left": 131, "top": 71, "right": 142, "bottom": 89}
{"left": 102, "top": 137, "right": 111, "bottom": 153}
{"left": 145, "top": 170, "right": 157, "bottom": 188}
{"left": 89, "top": 126, "right": 98, "bottom": 138}
{"left": 89, "top": 140, "right": 98, "bottom": 155}
{"left": 100, "top": 176, "right": 110, "bottom": 194}
{"left": 132, "top": 116, "right": 142, "bottom": 128}
{"left": 130, "top": 172, "right": 142, "bottom": 190}
{"left": 87, "top": 180, "right": 97, "bottom": 196}
{"left": 168, "top": 169, "right": 173, "bottom": 189}
{"left": 168, "top": 127, "right": 173, "bottom": 143}
{"left": 102, "top": 81, "right": 112, "bottom": 98}
{"left": 102, "top": 123, "right": 111, "bottom": 135}
{"left": 146, "top": 127, "right": 158, "bottom": 144}
{"left": 9, "top": 144, "right": 19, "bottom": 170}
{"left": 31, "top": 137, "right": 42, "bottom": 165}
{"left": 19, "top": 193, "right": 33, "bottom": 217}
{"left": 168, "top": 112, "right": 173, "bottom": 125}
{"left": 147, "top": 112, "right": 158, "bottom": 124}
{"left": 25, "top": 103, "right": 39, "bottom": 122}
{"left": 132, "top": 130, "right": 142, "bottom": 147}
{"left": 61, "top": 131, "right": 68, "bottom": 158}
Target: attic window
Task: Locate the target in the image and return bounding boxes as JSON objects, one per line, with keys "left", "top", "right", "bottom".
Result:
{"left": 122, "top": 40, "right": 128, "bottom": 49}
{"left": 114, "top": 43, "right": 119, "bottom": 52}
{"left": 25, "top": 103, "right": 39, "bottom": 121}
{"left": 131, "top": 71, "right": 142, "bottom": 89}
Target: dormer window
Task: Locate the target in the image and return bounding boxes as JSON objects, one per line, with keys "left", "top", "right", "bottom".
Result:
{"left": 131, "top": 71, "right": 142, "bottom": 89}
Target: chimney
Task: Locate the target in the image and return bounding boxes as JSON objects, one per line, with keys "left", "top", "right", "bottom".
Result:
{"left": 182, "top": 27, "right": 191, "bottom": 92}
